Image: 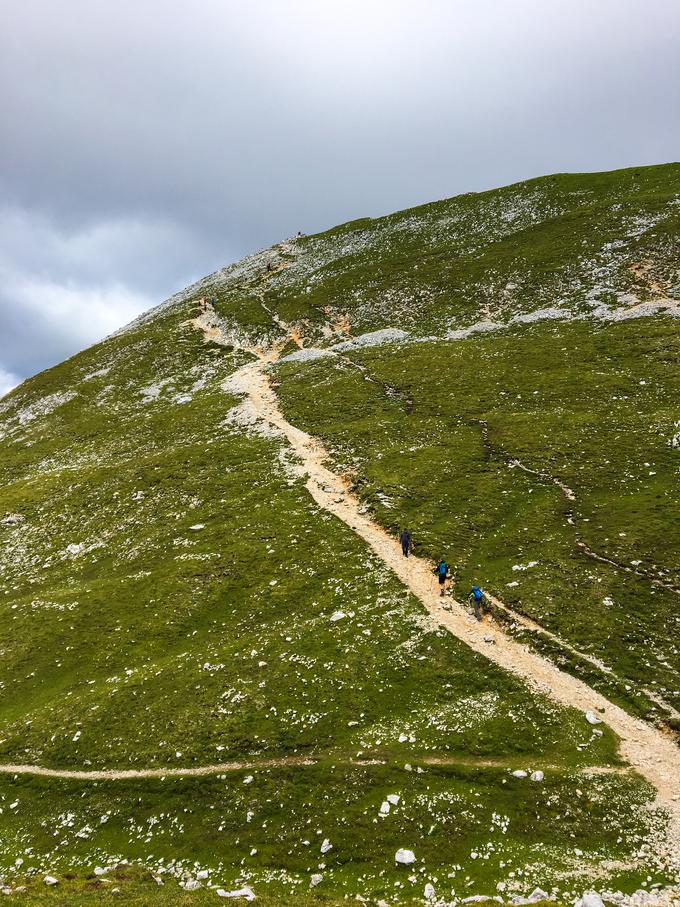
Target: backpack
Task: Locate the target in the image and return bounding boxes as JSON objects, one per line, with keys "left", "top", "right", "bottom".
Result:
{"left": 438, "top": 562, "right": 447, "bottom": 577}
{"left": 472, "top": 586, "right": 483, "bottom": 601}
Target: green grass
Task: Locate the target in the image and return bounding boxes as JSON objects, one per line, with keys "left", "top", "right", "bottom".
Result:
{"left": 275, "top": 315, "right": 680, "bottom": 720}
{"left": 1, "top": 163, "right": 679, "bottom": 901}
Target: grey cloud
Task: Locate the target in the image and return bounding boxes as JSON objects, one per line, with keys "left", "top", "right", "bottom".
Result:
{"left": 1, "top": 0, "right": 679, "bottom": 382}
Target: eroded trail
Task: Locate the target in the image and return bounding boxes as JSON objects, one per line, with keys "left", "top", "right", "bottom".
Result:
{"left": 222, "top": 358, "right": 680, "bottom": 845}
{"left": 2, "top": 318, "right": 677, "bottom": 855}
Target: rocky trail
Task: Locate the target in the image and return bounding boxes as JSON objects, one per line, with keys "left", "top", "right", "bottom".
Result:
{"left": 221, "top": 355, "right": 680, "bottom": 835}
{"left": 1, "top": 304, "right": 677, "bottom": 857}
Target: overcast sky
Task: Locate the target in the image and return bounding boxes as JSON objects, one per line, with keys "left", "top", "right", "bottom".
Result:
{"left": 1, "top": 0, "right": 679, "bottom": 394}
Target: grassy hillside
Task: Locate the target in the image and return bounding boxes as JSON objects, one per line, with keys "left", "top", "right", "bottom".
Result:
{"left": 0, "top": 163, "right": 678, "bottom": 903}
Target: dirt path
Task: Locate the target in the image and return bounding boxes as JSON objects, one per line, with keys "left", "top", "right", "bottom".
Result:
{"left": 219, "top": 356, "right": 680, "bottom": 847}
{"left": 0, "top": 756, "right": 315, "bottom": 781}
{"left": 0, "top": 753, "right": 628, "bottom": 782}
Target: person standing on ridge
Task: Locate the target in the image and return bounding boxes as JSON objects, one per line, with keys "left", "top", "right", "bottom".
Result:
{"left": 434, "top": 559, "right": 448, "bottom": 596}
{"left": 468, "top": 584, "right": 488, "bottom": 620}
{"left": 400, "top": 529, "right": 412, "bottom": 558}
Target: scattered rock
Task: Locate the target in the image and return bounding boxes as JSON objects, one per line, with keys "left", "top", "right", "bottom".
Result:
{"left": 183, "top": 878, "right": 202, "bottom": 891}
{"left": 575, "top": 892, "right": 605, "bottom": 907}
{"left": 585, "top": 710, "right": 602, "bottom": 725}
{"left": 387, "top": 794, "right": 400, "bottom": 805}
{"left": 530, "top": 771, "right": 544, "bottom": 782}
{"left": 330, "top": 611, "right": 346, "bottom": 622}
{"left": 527, "top": 887, "right": 550, "bottom": 902}
{"left": 380, "top": 801, "right": 391, "bottom": 815}
{"left": 320, "top": 837, "right": 332, "bottom": 854}
{"left": 395, "top": 848, "right": 416, "bottom": 865}
{"left": 188, "top": 523, "right": 205, "bottom": 531}
{"left": 512, "top": 770, "right": 528, "bottom": 778}
{"left": 216, "top": 887, "right": 256, "bottom": 901}
{"left": 43, "top": 876, "right": 59, "bottom": 886}
{"left": 196, "top": 869, "right": 209, "bottom": 880}
{"left": 310, "top": 874, "right": 323, "bottom": 888}
{"left": 1, "top": 514, "right": 24, "bottom": 526}
{"left": 425, "top": 882, "right": 436, "bottom": 900}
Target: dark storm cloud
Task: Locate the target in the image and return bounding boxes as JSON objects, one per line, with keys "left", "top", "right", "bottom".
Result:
{"left": 1, "top": 0, "right": 679, "bottom": 391}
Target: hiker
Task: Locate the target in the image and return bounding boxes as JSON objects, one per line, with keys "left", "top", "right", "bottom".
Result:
{"left": 399, "top": 529, "right": 412, "bottom": 558}
{"left": 434, "top": 559, "right": 448, "bottom": 596}
{"left": 468, "top": 584, "right": 487, "bottom": 620}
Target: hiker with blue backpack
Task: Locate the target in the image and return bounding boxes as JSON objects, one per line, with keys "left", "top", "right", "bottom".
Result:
{"left": 434, "top": 559, "right": 449, "bottom": 596}
{"left": 468, "top": 585, "right": 488, "bottom": 620}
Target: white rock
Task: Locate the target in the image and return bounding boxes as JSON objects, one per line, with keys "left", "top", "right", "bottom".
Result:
{"left": 425, "top": 882, "right": 436, "bottom": 899}
{"left": 243, "top": 775, "right": 254, "bottom": 784}
{"left": 395, "top": 848, "right": 416, "bottom": 865}
{"left": 575, "top": 892, "right": 605, "bottom": 907}
{"left": 43, "top": 876, "right": 59, "bottom": 886}
{"left": 183, "top": 878, "right": 202, "bottom": 891}
{"left": 94, "top": 867, "right": 107, "bottom": 876}
{"left": 329, "top": 611, "right": 346, "bottom": 622}
{"left": 320, "top": 837, "right": 332, "bottom": 854}
{"left": 398, "top": 733, "right": 409, "bottom": 743}
{"left": 196, "top": 869, "right": 209, "bottom": 880}
{"left": 216, "top": 887, "right": 256, "bottom": 901}
{"left": 387, "top": 794, "right": 400, "bottom": 805}
{"left": 379, "top": 801, "right": 390, "bottom": 815}
{"left": 585, "top": 710, "right": 602, "bottom": 725}
{"left": 530, "top": 771, "right": 544, "bottom": 782}
{"left": 189, "top": 524, "right": 205, "bottom": 531}
{"left": 512, "top": 770, "right": 528, "bottom": 778}
{"left": 310, "top": 874, "right": 323, "bottom": 888}
{"left": 528, "top": 887, "right": 550, "bottom": 902}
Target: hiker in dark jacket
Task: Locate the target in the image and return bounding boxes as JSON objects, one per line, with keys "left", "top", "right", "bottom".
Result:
{"left": 434, "top": 559, "right": 448, "bottom": 596}
{"left": 400, "top": 529, "right": 412, "bottom": 557}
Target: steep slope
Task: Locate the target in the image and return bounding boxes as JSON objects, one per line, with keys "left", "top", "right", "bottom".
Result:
{"left": 0, "top": 163, "right": 678, "bottom": 903}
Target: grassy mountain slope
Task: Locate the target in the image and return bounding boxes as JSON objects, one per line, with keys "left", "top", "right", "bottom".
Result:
{"left": 0, "top": 163, "right": 678, "bottom": 903}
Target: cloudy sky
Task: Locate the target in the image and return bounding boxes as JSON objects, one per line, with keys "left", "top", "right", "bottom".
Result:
{"left": 1, "top": 0, "right": 679, "bottom": 394}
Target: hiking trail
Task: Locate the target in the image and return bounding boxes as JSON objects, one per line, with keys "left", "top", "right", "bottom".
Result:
{"left": 214, "top": 319, "right": 680, "bottom": 852}
{"left": 0, "top": 303, "right": 676, "bottom": 857}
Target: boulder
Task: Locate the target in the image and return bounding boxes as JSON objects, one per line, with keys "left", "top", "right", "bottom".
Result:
{"left": 43, "top": 876, "right": 59, "bottom": 886}
{"left": 530, "top": 771, "right": 544, "bottom": 782}
{"left": 575, "top": 893, "right": 605, "bottom": 907}
{"left": 310, "top": 874, "right": 323, "bottom": 888}
{"left": 216, "top": 887, "right": 257, "bottom": 901}
{"left": 395, "top": 848, "right": 416, "bottom": 865}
